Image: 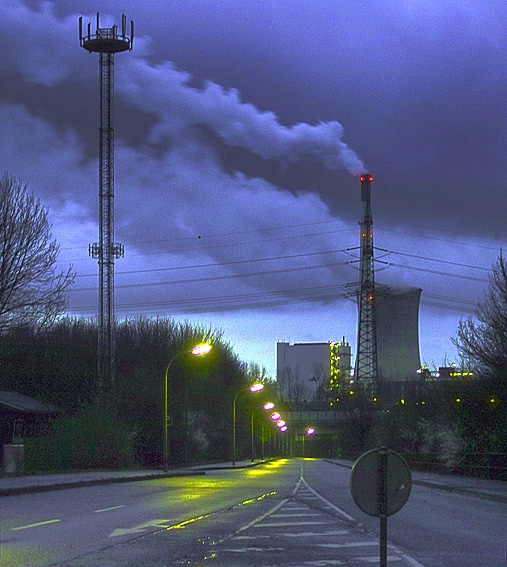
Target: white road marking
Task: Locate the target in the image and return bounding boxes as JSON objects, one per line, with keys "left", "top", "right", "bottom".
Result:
{"left": 12, "top": 518, "right": 61, "bottom": 531}
{"left": 254, "top": 521, "right": 330, "bottom": 527}
{"left": 356, "top": 557, "right": 402, "bottom": 563}
{"left": 109, "top": 519, "right": 172, "bottom": 537}
{"left": 271, "top": 513, "right": 322, "bottom": 517}
{"left": 235, "top": 498, "right": 289, "bottom": 534}
{"left": 394, "top": 552, "right": 428, "bottom": 567}
{"left": 220, "top": 547, "right": 285, "bottom": 553}
{"left": 299, "top": 478, "right": 355, "bottom": 521}
{"left": 299, "top": 475, "right": 429, "bottom": 567}
{"left": 93, "top": 505, "right": 126, "bottom": 513}
{"left": 280, "top": 530, "right": 349, "bottom": 537}
{"left": 232, "top": 535, "right": 271, "bottom": 540}
{"left": 304, "top": 561, "right": 345, "bottom": 566}
{"left": 316, "top": 541, "right": 378, "bottom": 548}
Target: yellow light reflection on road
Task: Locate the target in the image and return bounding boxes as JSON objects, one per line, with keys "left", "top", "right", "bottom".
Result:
{"left": 165, "top": 492, "right": 276, "bottom": 530}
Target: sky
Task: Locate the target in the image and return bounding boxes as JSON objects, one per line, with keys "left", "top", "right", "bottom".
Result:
{"left": 1, "top": 0, "right": 506, "bottom": 378}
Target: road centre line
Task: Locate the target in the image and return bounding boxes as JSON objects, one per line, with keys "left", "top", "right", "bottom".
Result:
{"left": 93, "top": 505, "right": 126, "bottom": 513}
{"left": 12, "top": 518, "right": 61, "bottom": 531}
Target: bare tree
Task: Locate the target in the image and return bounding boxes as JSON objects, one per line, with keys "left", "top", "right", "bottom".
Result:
{"left": 0, "top": 173, "right": 74, "bottom": 332}
{"left": 311, "top": 362, "right": 328, "bottom": 401}
{"left": 279, "top": 365, "right": 310, "bottom": 402}
{"left": 246, "top": 362, "right": 271, "bottom": 384}
{"left": 453, "top": 252, "right": 507, "bottom": 380}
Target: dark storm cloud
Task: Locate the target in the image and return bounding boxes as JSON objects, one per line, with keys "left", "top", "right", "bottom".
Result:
{"left": 4, "top": 1, "right": 507, "bottom": 240}
{"left": 2, "top": 0, "right": 507, "bottom": 370}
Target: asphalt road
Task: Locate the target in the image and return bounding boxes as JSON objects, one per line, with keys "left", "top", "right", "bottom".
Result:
{"left": 1, "top": 459, "right": 505, "bottom": 566}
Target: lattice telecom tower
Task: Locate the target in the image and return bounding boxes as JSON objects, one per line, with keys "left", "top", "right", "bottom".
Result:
{"left": 354, "top": 174, "right": 378, "bottom": 395}
{"left": 79, "top": 13, "right": 133, "bottom": 406}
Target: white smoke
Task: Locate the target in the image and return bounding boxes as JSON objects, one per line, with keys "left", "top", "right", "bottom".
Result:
{"left": 119, "top": 60, "right": 365, "bottom": 175}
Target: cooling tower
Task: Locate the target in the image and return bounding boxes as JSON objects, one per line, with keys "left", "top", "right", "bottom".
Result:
{"left": 375, "top": 286, "right": 422, "bottom": 382}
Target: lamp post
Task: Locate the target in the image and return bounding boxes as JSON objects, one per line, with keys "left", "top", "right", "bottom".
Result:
{"left": 233, "top": 382, "right": 264, "bottom": 465}
{"left": 163, "top": 343, "right": 212, "bottom": 472}
{"left": 250, "top": 402, "right": 275, "bottom": 462}
{"left": 302, "top": 427, "right": 315, "bottom": 458}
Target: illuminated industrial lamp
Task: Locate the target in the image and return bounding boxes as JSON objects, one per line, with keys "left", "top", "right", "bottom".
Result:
{"left": 276, "top": 420, "right": 286, "bottom": 428}
{"left": 270, "top": 412, "right": 281, "bottom": 421}
{"left": 263, "top": 402, "right": 275, "bottom": 410}
{"left": 250, "top": 383, "right": 264, "bottom": 392}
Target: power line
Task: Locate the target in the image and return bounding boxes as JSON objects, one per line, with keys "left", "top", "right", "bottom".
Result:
{"left": 69, "top": 260, "right": 353, "bottom": 292}
{"left": 74, "top": 247, "right": 352, "bottom": 278}
{"left": 68, "top": 283, "right": 352, "bottom": 314}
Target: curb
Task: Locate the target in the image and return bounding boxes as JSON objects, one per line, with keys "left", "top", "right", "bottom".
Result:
{"left": 323, "top": 458, "right": 507, "bottom": 504}
{"left": 0, "top": 470, "right": 205, "bottom": 497}
{"left": 0, "top": 459, "right": 273, "bottom": 497}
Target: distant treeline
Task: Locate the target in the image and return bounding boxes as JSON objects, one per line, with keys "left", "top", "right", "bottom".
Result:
{"left": 0, "top": 316, "right": 271, "bottom": 469}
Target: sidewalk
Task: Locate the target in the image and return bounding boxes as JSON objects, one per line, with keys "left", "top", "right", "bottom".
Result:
{"left": 1, "top": 458, "right": 505, "bottom": 502}
{"left": 326, "top": 458, "right": 507, "bottom": 503}
{"left": 0, "top": 460, "right": 265, "bottom": 497}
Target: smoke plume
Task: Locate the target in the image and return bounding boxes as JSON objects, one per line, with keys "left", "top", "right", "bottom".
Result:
{"left": 119, "top": 60, "right": 365, "bottom": 175}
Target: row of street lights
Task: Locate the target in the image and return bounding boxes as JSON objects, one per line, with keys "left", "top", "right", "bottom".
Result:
{"left": 250, "top": 401, "right": 289, "bottom": 462}
{"left": 163, "top": 342, "right": 315, "bottom": 468}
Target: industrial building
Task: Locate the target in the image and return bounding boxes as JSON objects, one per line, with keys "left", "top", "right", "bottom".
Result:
{"left": 375, "top": 285, "right": 422, "bottom": 382}
{"left": 276, "top": 340, "right": 352, "bottom": 401}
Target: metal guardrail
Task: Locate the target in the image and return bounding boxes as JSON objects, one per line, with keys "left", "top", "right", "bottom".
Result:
{"left": 454, "top": 453, "right": 507, "bottom": 480}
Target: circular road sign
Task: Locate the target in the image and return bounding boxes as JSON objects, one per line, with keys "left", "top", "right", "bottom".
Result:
{"left": 350, "top": 447, "right": 412, "bottom": 517}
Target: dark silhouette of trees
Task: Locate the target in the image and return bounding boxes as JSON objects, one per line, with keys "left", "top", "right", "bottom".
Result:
{"left": 0, "top": 173, "right": 75, "bottom": 332}
{"left": 453, "top": 252, "right": 507, "bottom": 381}
{"left": 0, "top": 315, "right": 252, "bottom": 467}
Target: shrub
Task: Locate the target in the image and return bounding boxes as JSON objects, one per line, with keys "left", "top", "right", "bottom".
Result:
{"left": 54, "top": 408, "right": 137, "bottom": 470}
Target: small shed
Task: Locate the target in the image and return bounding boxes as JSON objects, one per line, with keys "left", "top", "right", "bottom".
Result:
{"left": 0, "top": 390, "right": 63, "bottom": 446}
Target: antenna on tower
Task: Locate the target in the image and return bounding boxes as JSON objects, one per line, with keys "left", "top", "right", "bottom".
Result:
{"left": 79, "top": 13, "right": 134, "bottom": 410}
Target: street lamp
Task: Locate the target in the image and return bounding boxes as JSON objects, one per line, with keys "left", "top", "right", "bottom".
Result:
{"left": 233, "top": 382, "right": 264, "bottom": 465}
{"left": 163, "top": 343, "right": 212, "bottom": 472}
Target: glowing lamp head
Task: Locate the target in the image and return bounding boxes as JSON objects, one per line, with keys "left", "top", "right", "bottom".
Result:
{"left": 270, "top": 412, "right": 281, "bottom": 421}
{"left": 263, "top": 402, "right": 275, "bottom": 410}
{"left": 280, "top": 426, "right": 288, "bottom": 432}
{"left": 250, "top": 383, "right": 264, "bottom": 392}
{"left": 191, "top": 343, "right": 212, "bottom": 356}
{"left": 306, "top": 427, "right": 315, "bottom": 435}
{"left": 276, "top": 420, "right": 286, "bottom": 428}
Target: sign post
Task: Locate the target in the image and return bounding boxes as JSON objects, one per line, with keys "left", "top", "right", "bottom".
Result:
{"left": 350, "top": 446, "right": 412, "bottom": 567}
